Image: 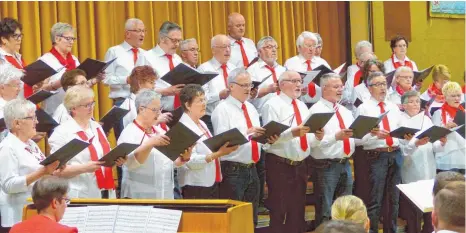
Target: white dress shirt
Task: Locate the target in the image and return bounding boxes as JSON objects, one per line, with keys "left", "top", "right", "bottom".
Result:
{"left": 49, "top": 118, "right": 115, "bottom": 199}
{"left": 383, "top": 55, "right": 418, "bottom": 74}
{"left": 284, "top": 54, "right": 331, "bottom": 104}
{"left": 399, "top": 112, "right": 444, "bottom": 183}
{"left": 228, "top": 35, "right": 257, "bottom": 68}
{"left": 0, "top": 133, "right": 45, "bottom": 227}
{"left": 178, "top": 113, "right": 218, "bottom": 187}
{"left": 0, "top": 49, "right": 26, "bottom": 99}
{"left": 342, "top": 64, "right": 360, "bottom": 106}
{"left": 52, "top": 103, "right": 72, "bottom": 124}
{"left": 247, "top": 59, "right": 286, "bottom": 113}
{"left": 119, "top": 93, "right": 137, "bottom": 128}
{"left": 212, "top": 96, "right": 262, "bottom": 164}
{"left": 355, "top": 97, "right": 402, "bottom": 150}
{"left": 118, "top": 121, "right": 174, "bottom": 199}
{"left": 39, "top": 52, "right": 80, "bottom": 115}
{"left": 0, "top": 98, "right": 8, "bottom": 142}
{"left": 198, "top": 58, "right": 236, "bottom": 115}
{"left": 145, "top": 45, "right": 182, "bottom": 111}
{"left": 103, "top": 41, "right": 148, "bottom": 99}
{"left": 261, "top": 93, "right": 320, "bottom": 161}
{"left": 432, "top": 108, "right": 466, "bottom": 170}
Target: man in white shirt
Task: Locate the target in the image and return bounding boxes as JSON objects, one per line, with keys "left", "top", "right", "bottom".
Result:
{"left": 227, "top": 12, "right": 257, "bottom": 68}
{"left": 211, "top": 68, "right": 274, "bottom": 226}
{"left": 180, "top": 38, "right": 199, "bottom": 69}
{"left": 284, "top": 31, "right": 331, "bottom": 107}
{"left": 432, "top": 182, "right": 465, "bottom": 233}
{"left": 145, "top": 21, "right": 185, "bottom": 112}
{"left": 247, "top": 36, "right": 286, "bottom": 114}
{"left": 355, "top": 71, "right": 405, "bottom": 233}
{"left": 198, "top": 34, "right": 236, "bottom": 132}
{"left": 261, "top": 70, "right": 322, "bottom": 233}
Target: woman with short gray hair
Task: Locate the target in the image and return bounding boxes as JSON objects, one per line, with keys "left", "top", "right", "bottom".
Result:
{"left": 0, "top": 62, "right": 23, "bottom": 115}
{"left": 0, "top": 99, "right": 60, "bottom": 228}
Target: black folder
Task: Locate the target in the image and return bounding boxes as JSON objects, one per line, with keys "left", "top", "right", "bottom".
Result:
{"left": 299, "top": 71, "right": 322, "bottom": 87}
{"left": 349, "top": 111, "right": 390, "bottom": 139}
{"left": 27, "top": 90, "right": 57, "bottom": 104}
{"left": 161, "top": 63, "right": 217, "bottom": 86}
{"left": 416, "top": 125, "right": 463, "bottom": 143}
{"left": 22, "top": 60, "right": 58, "bottom": 86}
{"left": 252, "top": 121, "right": 289, "bottom": 144}
{"left": 420, "top": 96, "right": 436, "bottom": 110}
{"left": 155, "top": 123, "right": 201, "bottom": 161}
{"left": 252, "top": 74, "right": 272, "bottom": 90}
{"left": 303, "top": 112, "right": 334, "bottom": 133}
{"left": 99, "top": 143, "right": 139, "bottom": 167}
{"left": 203, "top": 128, "right": 249, "bottom": 152}
{"left": 36, "top": 108, "right": 59, "bottom": 133}
{"left": 0, "top": 118, "right": 5, "bottom": 131}
{"left": 390, "top": 127, "right": 420, "bottom": 139}
{"left": 99, "top": 106, "right": 130, "bottom": 133}
{"left": 386, "top": 70, "right": 396, "bottom": 87}
{"left": 354, "top": 98, "right": 363, "bottom": 108}
{"left": 454, "top": 110, "right": 465, "bottom": 138}
{"left": 40, "top": 138, "right": 89, "bottom": 167}
{"left": 312, "top": 65, "right": 335, "bottom": 85}
{"left": 77, "top": 58, "right": 117, "bottom": 79}
{"left": 163, "top": 107, "right": 184, "bottom": 128}
{"left": 430, "top": 107, "right": 441, "bottom": 117}
{"left": 413, "top": 66, "right": 434, "bottom": 85}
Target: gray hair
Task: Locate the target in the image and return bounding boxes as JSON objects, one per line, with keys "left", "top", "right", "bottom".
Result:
{"left": 227, "top": 68, "right": 250, "bottom": 84}
{"left": 393, "top": 66, "right": 414, "bottom": 87}
{"left": 63, "top": 85, "right": 94, "bottom": 113}
{"left": 401, "top": 90, "right": 419, "bottom": 104}
{"left": 315, "top": 33, "right": 323, "bottom": 46}
{"left": 32, "top": 176, "right": 69, "bottom": 213}
{"left": 278, "top": 70, "right": 300, "bottom": 84}
{"left": 296, "top": 31, "right": 318, "bottom": 50}
{"left": 365, "top": 71, "right": 385, "bottom": 87}
{"left": 256, "top": 36, "right": 276, "bottom": 51}
{"left": 50, "top": 22, "right": 75, "bottom": 44}
{"left": 135, "top": 89, "right": 161, "bottom": 113}
{"left": 210, "top": 34, "right": 228, "bottom": 48}
{"left": 158, "top": 21, "right": 181, "bottom": 41}
{"left": 354, "top": 40, "right": 373, "bottom": 58}
{"left": 180, "top": 38, "right": 197, "bottom": 51}
{"left": 125, "top": 18, "right": 143, "bottom": 30}
{"left": 0, "top": 62, "right": 24, "bottom": 84}
{"left": 320, "top": 73, "right": 342, "bottom": 87}
{"left": 358, "top": 51, "right": 376, "bottom": 62}
{"left": 3, "top": 99, "right": 36, "bottom": 130}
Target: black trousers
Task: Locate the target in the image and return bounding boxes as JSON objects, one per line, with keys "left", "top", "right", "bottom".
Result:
{"left": 183, "top": 184, "right": 219, "bottom": 199}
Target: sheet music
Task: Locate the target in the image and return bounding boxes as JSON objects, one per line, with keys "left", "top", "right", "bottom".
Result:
{"left": 397, "top": 179, "right": 434, "bottom": 213}
{"left": 145, "top": 208, "right": 182, "bottom": 233}
{"left": 84, "top": 205, "right": 118, "bottom": 233}
{"left": 114, "top": 206, "right": 152, "bottom": 233}
{"left": 59, "top": 206, "right": 88, "bottom": 232}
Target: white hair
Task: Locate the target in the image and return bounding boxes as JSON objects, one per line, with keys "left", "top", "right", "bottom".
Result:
{"left": 278, "top": 70, "right": 300, "bottom": 83}
{"left": 125, "top": 18, "right": 143, "bottom": 30}
{"left": 320, "top": 73, "right": 342, "bottom": 87}
{"left": 135, "top": 89, "right": 161, "bottom": 113}
{"left": 63, "top": 85, "right": 94, "bottom": 113}
{"left": 50, "top": 22, "right": 75, "bottom": 44}
{"left": 358, "top": 51, "right": 376, "bottom": 62}
{"left": 180, "top": 38, "right": 197, "bottom": 51}
{"left": 296, "top": 31, "right": 318, "bottom": 50}
{"left": 392, "top": 66, "right": 414, "bottom": 87}
{"left": 3, "top": 98, "right": 36, "bottom": 130}
{"left": 256, "top": 36, "right": 276, "bottom": 51}
{"left": 0, "top": 62, "right": 24, "bottom": 85}
{"left": 211, "top": 34, "right": 228, "bottom": 48}
{"left": 354, "top": 40, "right": 373, "bottom": 58}
{"left": 227, "top": 68, "right": 250, "bottom": 84}
{"left": 158, "top": 21, "right": 181, "bottom": 41}
{"left": 315, "top": 33, "right": 323, "bottom": 46}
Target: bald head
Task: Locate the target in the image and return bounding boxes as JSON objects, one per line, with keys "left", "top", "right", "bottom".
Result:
{"left": 228, "top": 12, "right": 246, "bottom": 40}
{"left": 211, "top": 34, "right": 231, "bottom": 64}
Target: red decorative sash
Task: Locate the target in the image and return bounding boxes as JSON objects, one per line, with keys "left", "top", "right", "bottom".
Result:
{"left": 391, "top": 54, "right": 413, "bottom": 70}
{"left": 441, "top": 102, "right": 465, "bottom": 125}
{"left": 49, "top": 47, "right": 76, "bottom": 71}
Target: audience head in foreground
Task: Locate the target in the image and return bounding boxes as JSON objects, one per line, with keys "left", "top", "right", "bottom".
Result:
{"left": 315, "top": 220, "right": 367, "bottom": 233}
{"left": 432, "top": 181, "right": 465, "bottom": 233}
{"left": 331, "top": 195, "right": 370, "bottom": 233}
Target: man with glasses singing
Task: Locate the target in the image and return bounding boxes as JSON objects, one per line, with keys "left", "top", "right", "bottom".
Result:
{"left": 227, "top": 12, "right": 257, "bottom": 68}
{"left": 180, "top": 38, "right": 199, "bottom": 69}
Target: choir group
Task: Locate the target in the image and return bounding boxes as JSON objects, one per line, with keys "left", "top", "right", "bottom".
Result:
{"left": 0, "top": 12, "right": 464, "bottom": 233}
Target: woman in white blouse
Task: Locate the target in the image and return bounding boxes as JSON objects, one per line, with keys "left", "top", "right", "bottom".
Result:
{"left": 0, "top": 99, "right": 60, "bottom": 228}
{"left": 432, "top": 82, "right": 465, "bottom": 174}
{"left": 117, "top": 89, "right": 192, "bottom": 199}
{"left": 48, "top": 86, "right": 126, "bottom": 199}
{"left": 383, "top": 35, "right": 418, "bottom": 74}
{"left": 52, "top": 69, "right": 88, "bottom": 124}
{"left": 178, "top": 84, "right": 239, "bottom": 199}
{"left": 398, "top": 91, "right": 446, "bottom": 183}
{"left": 387, "top": 66, "right": 415, "bottom": 108}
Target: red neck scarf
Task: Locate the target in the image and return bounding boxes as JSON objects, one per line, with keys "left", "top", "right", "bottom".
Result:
{"left": 395, "top": 85, "right": 410, "bottom": 96}
{"left": 391, "top": 54, "right": 413, "bottom": 70}
{"left": 133, "top": 119, "right": 157, "bottom": 144}
{"left": 462, "top": 85, "right": 465, "bottom": 94}
{"left": 441, "top": 102, "right": 465, "bottom": 125}
{"left": 427, "top": 83, "right": 445, "bottom": 103}
{"left": 4, "top": 54, "right": 34, "bottom": 98}
{"left": 49, "top": 47, "right": 76, "bottom": 71}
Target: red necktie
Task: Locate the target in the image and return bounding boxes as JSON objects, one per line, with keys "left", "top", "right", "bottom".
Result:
{"left": 235, "top": 40, "right": 249, "bottom": 67}
{"left": 291, "top": 99, "right": 308, "bottom": 151}
{"left": 201, "top": 124, "right": 222, "bottom": 182}
{"left": 131, "top": 48, "right": 138, "bottom": 65}
{"left": 265, "top": 65, "right": 280, "bottom": 95}
{"left": 306, "top": 60, "right": 316, "bottom": 97}
{"left": 166, "top": 54, "right": 181, "bottom": 109}
{"left": 334, "top": 104, "right": 350, "bottom": 155}
{"left": 353, "top": 69, "right": 362, "bottom": 87}
{"left": 4, "top": 55, "right": 33, "bottom": 98}
{"left": 378, "top": 102, "right": 394, "bottom": 147}
{"left": 221, "top": 64, "right": 228, "bottom": 87}
{"left": 241, "top": 104, "right": 259, "bottom": 163}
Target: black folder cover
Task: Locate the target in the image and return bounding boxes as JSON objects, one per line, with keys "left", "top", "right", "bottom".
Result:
{"left": 252, "top": 74, "right": 272, "bottom": 89}
{"left": 252, "top": 121, "right": 289, "bottom": 144}
{"left": 349, "top": 111, "right": 390, "bottom": 139}
{"left": 161, "top": 63, "right": 217, "bottom": 86}
{"left": 99, "top": 143, "right": 139, "bottom": 167}
{"left": 303, "top": 112, "right": 334, "bottom": 133}
{"left": 155, "top": 123, "right": 201, "bottom": 161}
{"left": 99, "top": 106, "right": 130, "bottom": 133}
{"left": 77, "top": 58, "right": 117, "bottom": 79}
{"left": 163, "top": 107, "right": 184, "bottom": 128}
{"left": 390, "top": 127, "right": 420, "bottom": 139}
{"left": 40, "top": 138, "right": 89, "bottom": 167}
{"left": 416, "top": 125, "right": 461, "bottom": 143}
{"left": 27, "top": 90, "right": 57, "bottom": 104}
{"left": 36, "top": 108, "right": 59, "bottom": 133}
{"left": 22, "top": 60, "right": 58, "bottom": 86}
{"left": 454, "top": 110, "right": 465, "bottom": 138}
{"left": 203, "top": 128, "right": 249, "bottom": 152}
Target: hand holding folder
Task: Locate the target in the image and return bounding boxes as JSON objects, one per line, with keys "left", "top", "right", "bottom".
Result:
{"left": 203, "top": 128, "right": 249, "bottom": 152}
{"left": 303, "top": 112, "right": 334, "bottom": 133}
{"left": 416, "top": 125, "right": 464, "bottom": 143}
{"left": 252, "top": 121, "right": 289, "bottom": 144}
{"left": 161, "top": 63, "right": 217, "bottom": 86}
{"left": 22, "top": 60, "right": 58, "bottom": 86}
{"left": 155, "top": 123, "right": 201, "bottom": 161}
{"left": 349, "top": 111, "right": 390, "bottom": 139}
{"left": 77, "top": 58, "right": 116, "bottom": 79}
{"left": 99, "top": 143, "right": 139, "bottom": 167}
{"left": 40, "top": 138, "right": 90, "bottom": 168}
{"left": 252, "top": 74, "right": 272, "bottom": 90}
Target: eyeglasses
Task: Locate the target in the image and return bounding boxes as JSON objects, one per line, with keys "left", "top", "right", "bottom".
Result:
{"left": 165, "top": 36, "right": 182, "bottom": 44}
{"left": 232, "top": 82, "right": 253, "bottom": 89}
{"left": 11, "top": 33, "right": 24, "bottom": 40}
{"left": 182, "top": 48, "right": 200, "bottom": 52}
{"left": 395, "top": 44, "right": 407, "bottom": 48}
{"left": 302, "top": 44, "right": 317, "bottom": 49}
{"left": 78, "top": 101, "right": 95, "bottom": 109}
{"left": 214, "top": 45, "right": 231, "bottom": 50}
{"left": 142, "top": 106, "right": 162, "bottom": 113}
{"left": 58, "top": 35, "right": 77, "bottom": 42}
{"left": 282, "top": 79, "right": 303, "bottom": 84}
{"left": 21, "top": 115, "right": 37, "bottom": 121}
{"left": 60, "top": 197, "right": 71, "bottom": 205}
{"left": 262, "top": 45, "right": 279, "bottom": 50}
{"left": 128, "top": 29, "right": 147, "bottom": 34}
{"left": 369, "top": 82, "right": 387, "bottom": 88}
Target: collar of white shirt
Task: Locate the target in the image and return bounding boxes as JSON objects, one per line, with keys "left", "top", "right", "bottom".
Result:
{"left": 297, "top": 54, "right": 319, "bottom": 64}
{"left": 228, "top": 35, "right": 244, "bottom": 44}
{"left": 368, "top": 97, "right": 384, "bottom": 107}
{"left": 257, "top": 58, "right": 278, "bottom": 69}
{"left": 129, "top": 93, "right": 136, "bottom": 100}
{"left": 121, "top": 40, "right": 141, "bottom": 53}
{"left": 151, "top": 44, "right": 168, "bottom": 57}
{"left": 179, "top": 113, "right": 204, "bottom": 136}
{"left": 393, "top": 54, "right": 412, "bottom": 63}
{"left": 66, "top": 118, "right": 102, "bottom": 135}
{"left": 279, "top": 92, "right": 294, "bottom": 105}
{"left": 0, "top": 47, "right": 21, "bottom": 60}
{"left": 320, "top": 98, "right": 337, "bottom": 110}
{"left": 226, "top": 95, "right": 244, "bottom": 110}
{"left": 7, "top": 132, "right": 30, "bottom": 149}
{"left": 210, "top": 57, "right": 229, "bottom": 70}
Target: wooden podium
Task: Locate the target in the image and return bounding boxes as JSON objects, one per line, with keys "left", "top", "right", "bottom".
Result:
{"left": 23, "top": 199, "right": 254, "bottom": 233}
